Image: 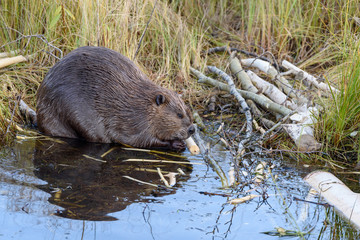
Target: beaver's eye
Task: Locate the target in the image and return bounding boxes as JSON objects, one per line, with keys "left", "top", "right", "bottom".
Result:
{"left": 177, "top": 113, "right": 183, "bottom": 119}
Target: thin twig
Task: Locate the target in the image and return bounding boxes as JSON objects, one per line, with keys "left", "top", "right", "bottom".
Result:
{"left": 123, "top": 175, "right": 161, "bottom": 188}
{"left": 1, "top": 27, "right": 63, "bottom": 59}
{"left": 157, "top": 168, "right": 171, "bottom": 188}
{"left": 83, "top": 154, "right": 107, "bottom": 163}
{"left": 260, "top": 111, "right": 293, "bottom": 139}
{"left": 205, "top": 46, "right": 276, "bottom": 68}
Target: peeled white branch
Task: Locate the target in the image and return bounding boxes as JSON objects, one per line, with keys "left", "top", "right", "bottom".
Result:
{"left": 190, "top": 67, "right": 292, "bottom": 116}
{"left": 241, "top": 58, "right": 297, "bottom": 98}
{"left": 304, "top": 171, "right": 360, "bottom": 229}
{"left": 282, "top": 60, "right": 339, "bottom": 93}
{"left": 247, "top": 70, "right": 297, "bottom": 110}
{"left": 0, "top": 55, "right": 28, "bottom": 69}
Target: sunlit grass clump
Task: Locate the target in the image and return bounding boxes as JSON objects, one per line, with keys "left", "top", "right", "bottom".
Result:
{"left": 317, "top": 44, "right": 360, "bottom": 162}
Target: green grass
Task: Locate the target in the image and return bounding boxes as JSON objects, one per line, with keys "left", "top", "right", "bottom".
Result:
{"left": 315, "top": 43, "right": 360, "bottom": 163}
{"left": 1, "top": 0, "right": 360, "bottom": 164}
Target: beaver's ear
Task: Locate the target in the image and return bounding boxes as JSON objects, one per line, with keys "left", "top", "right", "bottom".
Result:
{"left": 155, "top": 94, "right": 165, "bottom": 106}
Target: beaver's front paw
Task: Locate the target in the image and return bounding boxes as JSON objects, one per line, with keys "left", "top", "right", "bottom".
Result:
{"left": 170, "top": 140, "right": 186, "bottom": 152}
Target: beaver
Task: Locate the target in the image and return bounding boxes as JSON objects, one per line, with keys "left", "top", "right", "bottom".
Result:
{"left": 36, "top": 46, "right": 194, "bottom": 151}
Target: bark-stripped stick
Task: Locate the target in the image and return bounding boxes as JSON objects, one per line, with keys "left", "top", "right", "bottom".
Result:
{"left": 304, "top": 171, "right": 360, "bottom": 229}
{"left": 282, "top": 60, "right": 339, "bottom": 93}
{"left": 190, "top": 67, "right": 292, "bottom": 116}
{"left": 185, "top": 136, "right": 200, "bottom": 155}
{"left": 157, "top": 168, "right": 171, "bottom": 188}
{"left": 241, "top": 58, "right": 297, "bottom": 98}
{"left": 0, "top": 55, "right": 27, "bottom": 69}
{"left": 247, "top": 70, "right": 297, "bottom": 110}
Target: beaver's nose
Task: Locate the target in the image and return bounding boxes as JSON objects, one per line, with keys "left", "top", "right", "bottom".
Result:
{"left": 188, "top": 125, "right": 195, "bottom": 135}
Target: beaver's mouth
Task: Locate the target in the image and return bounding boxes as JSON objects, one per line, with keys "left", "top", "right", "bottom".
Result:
{"left": 168, "top": 139, "right": 186, "bottom": 152}
{"left": 161, "top": 133, "right": 189, "bottom": 143}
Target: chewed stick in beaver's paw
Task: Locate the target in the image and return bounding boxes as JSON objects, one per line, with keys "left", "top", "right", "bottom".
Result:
{"left": 185, "top": 137, "right": 200, "bottom": 155}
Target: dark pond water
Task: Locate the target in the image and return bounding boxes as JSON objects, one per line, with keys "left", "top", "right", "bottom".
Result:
{"left": 0, "top": 134, "right": 359, "bottom": 240}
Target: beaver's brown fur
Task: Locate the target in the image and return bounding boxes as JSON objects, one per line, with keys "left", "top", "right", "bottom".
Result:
{"left": 36, "top": 46, "right": 194, "bottom": 151}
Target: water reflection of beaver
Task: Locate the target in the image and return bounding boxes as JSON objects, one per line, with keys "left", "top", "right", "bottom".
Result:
{"left": 36, "top": 46, "right": 194, "bottom": 151}
{"left": 33, "top": 138, "right": 192, "bottom": 221}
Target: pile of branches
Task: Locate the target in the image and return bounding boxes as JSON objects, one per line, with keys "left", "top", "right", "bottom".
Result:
{"left": 190, "top": 46, "right": 338, "bottom": 185}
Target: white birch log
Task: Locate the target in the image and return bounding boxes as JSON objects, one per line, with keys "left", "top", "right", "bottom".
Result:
{"left": 282, "top": 60, "right": 339, "bottom": 93}
{"left": 282, "top": 124, "right": 321, "bottom": 151}
{"left": 247, "top": 70, "right": 297, "bottom": 110}
{"left": 241, "top": 58, "right": 297, "bottom": 98}
{"left": 304, "top": 171, "right": 360, "bottom": 229}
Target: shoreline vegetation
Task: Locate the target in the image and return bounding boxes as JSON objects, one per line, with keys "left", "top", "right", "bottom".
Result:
{"left": 1, "top": 0, "right": 360, "bottom": 167}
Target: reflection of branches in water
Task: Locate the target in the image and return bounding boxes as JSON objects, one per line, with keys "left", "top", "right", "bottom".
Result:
{"left": 223, "top": 205, "right": 237, "bottom": 239}
{"left": 142, "top": 204, "right": 155, "bottom": 240}
{"left": 209, "top": 203, "right": 226, "bottom": 239}
{"left": 209, "top": 190, "right": 271, "bottom": 239}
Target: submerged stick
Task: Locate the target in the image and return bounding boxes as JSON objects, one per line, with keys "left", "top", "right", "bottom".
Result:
{"left": 192, "top": 129, "right": 229, "bottom": 188}
{"left": 157, "top": 168, "right": 171, "bottom": 188}
{"left": 83, "top": 154, "right": 107, "bottom": 163}
{"left": 123, "top": 175, "right": 160, "bottom": 188}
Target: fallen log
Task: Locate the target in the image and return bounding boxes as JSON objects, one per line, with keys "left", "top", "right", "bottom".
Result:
{"left": 304, "top": 171, "right": 360, "bottom": 229}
